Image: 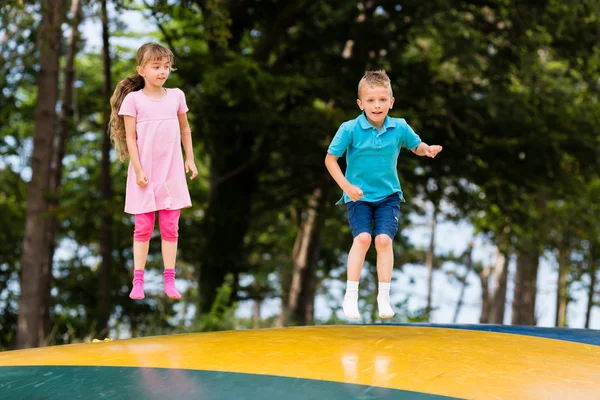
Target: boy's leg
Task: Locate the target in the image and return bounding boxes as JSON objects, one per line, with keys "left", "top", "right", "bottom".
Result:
{"left": 131, "top": 212, "right": 155, "bottom": 299}
{"left": 344, "top": 201, "right": 374, "bottom": 320}
{"left": 347, "top": 233, "right": 372, "bottom": 281}
{"left": 373, "top": 195, "right": 401, "bottom": 318}
{"left": 159, "top": 209, "right": 181, "bottom": 299}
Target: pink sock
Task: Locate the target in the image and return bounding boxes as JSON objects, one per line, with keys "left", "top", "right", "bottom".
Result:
{"left": 129, "top": 270, "right": 145, "bottom": 300}
{"left": 164, "top": 269, "right": 181, "bottom": 299}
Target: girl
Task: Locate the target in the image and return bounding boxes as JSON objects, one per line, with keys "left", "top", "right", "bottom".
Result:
{"left": 109, "top": 42, "right": 198, "bottom": 300}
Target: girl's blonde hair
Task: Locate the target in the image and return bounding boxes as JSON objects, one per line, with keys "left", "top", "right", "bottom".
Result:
{"left": 109, "top": 42, "right": 175, "bottom": 162}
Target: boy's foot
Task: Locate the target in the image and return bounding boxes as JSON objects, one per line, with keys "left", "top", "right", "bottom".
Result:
{"left": 377, "top": 295, "right": 395, "bottom": 318}
{"left": 343, "top": 294, "right": 360, "bottom": 320}
{"left": 163, "top": 269, "right": 181, "bottom": 299}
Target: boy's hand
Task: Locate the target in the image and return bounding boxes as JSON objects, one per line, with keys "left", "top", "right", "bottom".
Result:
{"left": 425, "top": 145, "right": 443, "bottom": 158}
{"left": 344, "top": 184, "right": 363, "bottom": 202}
{"left": 135, "top": 168, "right": 148, "bottom": 188}
{"left": 185, "top": 159, "right": 198, "bottom": 180}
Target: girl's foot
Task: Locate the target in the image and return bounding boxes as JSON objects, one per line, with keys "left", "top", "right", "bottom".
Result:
{"left": 129, "top": 270, "right": 145, "bottom": 300}
{"left": 163, "top": 269, "right": 181, "bottom": 299}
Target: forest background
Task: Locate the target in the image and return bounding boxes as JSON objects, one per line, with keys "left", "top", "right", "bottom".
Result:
{"left": 1, "top": 0, "right": 599, "bottom": 350}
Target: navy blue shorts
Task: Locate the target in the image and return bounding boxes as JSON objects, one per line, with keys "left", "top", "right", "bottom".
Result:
{"left": 346, "top": 194, "right": 401, "bottom": 240}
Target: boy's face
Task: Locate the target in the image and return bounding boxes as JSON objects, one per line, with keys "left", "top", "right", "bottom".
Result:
{"left": 357, "top": 84, "right": 394, "bottom": 128}
{"left": 137, "top": 56, "right": 171, "bottom": 87}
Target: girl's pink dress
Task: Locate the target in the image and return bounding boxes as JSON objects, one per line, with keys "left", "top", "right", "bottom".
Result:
{"left": 118, "top": 88, "right": 192, "bottom": 214}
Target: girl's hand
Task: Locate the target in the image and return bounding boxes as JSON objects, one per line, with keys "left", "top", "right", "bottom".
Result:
{"left": 135, "top": 169, "right": 148, "bottom": 187}
{"left": 185, "top": 159, "right": 198, "bottom": 180}
{"left": 425, "top": 145, "right": 443, "bottom": 158}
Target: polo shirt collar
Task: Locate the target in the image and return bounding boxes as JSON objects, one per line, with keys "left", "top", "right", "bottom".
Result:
{"left": 358, "top": 112, "right": 373, "bottom": 130}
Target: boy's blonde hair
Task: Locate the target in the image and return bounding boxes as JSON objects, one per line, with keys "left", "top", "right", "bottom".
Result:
{"left": 109, "top": 42, "right": 176, "bottom": 162}
{"left": 358, "top": 70, "right": 393, "bottom": 98}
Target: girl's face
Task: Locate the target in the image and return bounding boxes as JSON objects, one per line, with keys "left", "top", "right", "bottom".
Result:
{"left": 137, "top": 56, "right": 171, "bottom": 88}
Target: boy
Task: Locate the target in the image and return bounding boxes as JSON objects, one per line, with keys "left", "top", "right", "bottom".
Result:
{"left": 325, "top": 70, "right": 442, "bottom": 320}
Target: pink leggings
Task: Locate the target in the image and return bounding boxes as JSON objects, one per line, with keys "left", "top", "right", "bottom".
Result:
{"left": 134, "top": 209, "right": 180, "bottom": 242}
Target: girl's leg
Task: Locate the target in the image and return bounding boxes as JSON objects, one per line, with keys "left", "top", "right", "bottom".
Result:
{"left": 133, "top": 241, "right": 151, "bottom": 270}
{"left": 131, "top": 212, "right": 155, "bottom": 299}
{"left": 159, "top": 209, "right": 181, "bottom": 299}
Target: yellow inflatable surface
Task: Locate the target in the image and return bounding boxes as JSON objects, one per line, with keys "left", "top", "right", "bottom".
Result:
{"left": 1, "top": 324, "right": 599, "bottom": 399}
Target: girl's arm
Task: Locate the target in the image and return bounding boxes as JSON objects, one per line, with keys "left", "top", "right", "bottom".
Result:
{"left": 124, "top": 115, "right": 148, "bottom": 187}
{"left": 178, "top": 113, "right": 198, "bottom": 179}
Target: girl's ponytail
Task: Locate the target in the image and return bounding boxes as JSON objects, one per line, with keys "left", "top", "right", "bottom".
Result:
{"left": 108, "top": 74, "right": 144, "bottom": 162}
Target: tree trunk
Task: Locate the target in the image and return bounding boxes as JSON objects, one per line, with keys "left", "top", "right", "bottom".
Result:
{"left": 46, "top": 0, "right": 83, "bottom": 343}
{"left": 285, "top": 185, "right": 325, "bottom": 326}
{"left": 193, "top": 0, "right": 311, "bottom": 316}
{"left": 198, "top": 132, "right": 259, "bottom": 314}
{"left": 425, "top": 207, "right": 437, "bottom": 312}
{"left": 511, "top": 239, "right": 540, "bottom": 326}
{"left": 50, "top": 0, "right": 82, "bottom": 192}
{"left": 489, "top": 239, "right": 509, "bottom": 324}
{"left": 97, "top": 0, "right": 113, "bottom": 337}
{"left": 453, "top": 242, "right": 474, "bottom": 323}
{"left": 276, "top": 265, "right": 292, "bottom": 327}
{"left": 555, "top": 239, "right": 570, "bottom": 328}
{"left": 585, "top": 243, "right": 597, "bottom": 329}
{"left": 17, "top": 0, "right": 65, "bottom": 349}
{"left": 479, "top": 265, "right": 491, "bottom": 323}
{"left": 252, "top": 299, "right": 261, "bottom": 329}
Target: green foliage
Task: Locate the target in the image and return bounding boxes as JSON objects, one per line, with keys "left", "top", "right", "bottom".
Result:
{"left": 191, "top": 273, "right": 237, "bottom": 332}
{"left": 2, "top": 0, "right": 600, "bottom": 348}
{"left": 0, "top": 0, "right": 39, "bottom": 350}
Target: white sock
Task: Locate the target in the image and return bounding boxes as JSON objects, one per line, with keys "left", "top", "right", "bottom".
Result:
{"left": 377, "top": 282, "right": 395, "bottom": 318}
{"left": 343, "top": 280, "right": 360, "bottom": 320}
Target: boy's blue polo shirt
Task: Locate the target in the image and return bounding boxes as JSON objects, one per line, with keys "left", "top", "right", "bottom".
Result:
{"left": 327, "top": 112, "right": 421, "bottom": 205}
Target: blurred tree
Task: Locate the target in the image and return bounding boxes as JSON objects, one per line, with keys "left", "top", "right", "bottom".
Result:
{"left": 17, "top": 0, "right": 66, "bottom": 349}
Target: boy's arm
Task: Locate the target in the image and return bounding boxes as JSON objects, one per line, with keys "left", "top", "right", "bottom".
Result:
{"left": 178, "top": 113, "right": 198, "bottom": 180}
{"left": 411, "top": 142, "right": 443, "bottom": 158}
{"left": 325, "top": 153, "right": 363, "bottom": 201}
